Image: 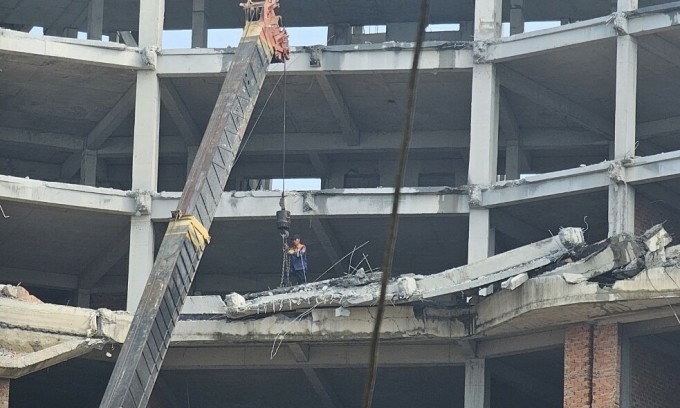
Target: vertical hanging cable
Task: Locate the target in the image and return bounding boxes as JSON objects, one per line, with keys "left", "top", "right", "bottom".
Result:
{"left": 361, "top": 0, "right": 430, "bottom": 407}
{"left": 282, "top": 61, "right": 287, "bottom": 197}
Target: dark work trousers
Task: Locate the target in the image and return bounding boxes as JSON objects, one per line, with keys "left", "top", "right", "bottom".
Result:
{"left": 292, "top": 267, "right": 307, "bottom": 284}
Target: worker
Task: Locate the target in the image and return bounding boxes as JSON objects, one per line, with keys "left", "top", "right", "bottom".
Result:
{"left": 287, "top": 234, "right": 308, "bottom": 284}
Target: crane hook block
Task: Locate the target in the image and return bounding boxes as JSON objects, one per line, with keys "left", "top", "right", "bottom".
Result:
{"left": 276, "top": 209, "right": 291, "bottom": 237}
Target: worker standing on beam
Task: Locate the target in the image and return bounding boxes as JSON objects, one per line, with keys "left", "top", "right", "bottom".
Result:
{"left": 287, "top": 234, "right": 308, "bottom": 284}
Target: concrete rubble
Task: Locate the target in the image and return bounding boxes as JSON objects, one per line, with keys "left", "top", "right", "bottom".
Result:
{"left": 224, "top": 224, "right": 676, "bottom": 319}
{"left": 0, "top": 285, "right": 131, "bottom": 379}
{"left": 2, "top": 224, "right": 680, "bottom": 378}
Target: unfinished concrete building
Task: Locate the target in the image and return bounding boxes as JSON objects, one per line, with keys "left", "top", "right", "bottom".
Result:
{"left": 3, "top": 0, "right": 680, "bottom": 406}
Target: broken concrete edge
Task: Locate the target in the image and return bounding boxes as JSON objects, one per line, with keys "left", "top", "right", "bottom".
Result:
{"left": 0, "top": 293, "right": 132, "bottom": 343}
{"left": 0, "top": 338, "right": 106, "bottom": 379}
{"left": 475, "top": 265, "right": 680, "bottom": 335}
{"left": 173, "top": 264, "right": 680, "bottom": 344}
{"left": 223, "top": 227, "right": 585, "bottom": 319}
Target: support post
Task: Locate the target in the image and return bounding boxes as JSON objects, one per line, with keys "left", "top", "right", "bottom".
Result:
{"left": 509, "top": 0, "right": 524, "bottom": 35}
{"left": 192, "top": 0, "right": 208, "bottom": 48}
{"left": 327, "top": 23, "right": 352, "bottom": 45}
{"left": 80, "top": 149, "right": 98, "bottom": 186}
{"left": 87, "top": 0, "right": 104, "bottom": 40}
{"left": 608, "top": 0, "right": 638, "bottom": 236}
{"left": 127, "top": 0, "right": 164, "bottom": 312}
{"left": 467, "top": 0, "right": 501, "bottom": 262}
{"left": 465, "top": 359, "right": 490, "bottom": 408}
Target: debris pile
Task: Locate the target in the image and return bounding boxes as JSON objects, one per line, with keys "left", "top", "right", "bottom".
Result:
{"left": 224, "top": 225, "right": 676, "bottom": 319}
{"left": 0, "top": 285, "right": 42, "bottom": 304}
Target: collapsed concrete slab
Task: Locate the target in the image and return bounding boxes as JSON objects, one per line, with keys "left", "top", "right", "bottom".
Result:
{"left": 224, "top": 227, "right": 585, "bottom": 318}
{"left": 0, "top": 286, "right": 132, "bottom": 378}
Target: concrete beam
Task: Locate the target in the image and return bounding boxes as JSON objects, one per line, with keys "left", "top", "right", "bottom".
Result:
{"left": 482, "top": 162, "right": 611, "bottom": 207}
{"left": 86, "top": 0, "right": 104, "bottom": 40}
{"left": 157, "top": 44, "right": 474, "bottom": 76}
{"left": 0, "top": 174, "right": 136, "bottom": 215}
{"left": 160, "top": 80, "right": 203, "bottom": 146}
{"left": 0, "top": 28, "right": 144, "bottom": 69}
{"left": 310, "top": 218, "right": 346, "bottom": 277}
{"left": 0, "top": 127, "right": 83, "bottom": 151}
{"left": 79, "top": 229, "right": 130, "bottom": 289}
{"left": 301, "top": 367, "right": 344, "bottom": 408}
{"left": 224, "top": 228, "right": 582, "bottom": 318}
{"left": 151, "top": 188, "right": 470, "bottom": 220}
{"left": 316, "top": 74, "right": 360, "bottom": 146}
{"left": 491, "top": 208, "right": 546, "bottom": 243}
{"left": 488, "top": 360, "right": 561, "bottom": 405}
{"left": 163, "top": 341, "right": 469, "bottom": 369}
{"left": 308, "top": 153, "right": 331, "bottom": 178}
{"left": 0, "top": 337, "right": 105, "bottom": 379}
{"left": 483, "top": 8, "right": 680, "bottom": 62}
{"left": 0, "top": 267, "right": 78, "bottom": 290}
{"left": 626, "top": 150, "right": 680, "bottom": 184}
{"left": 498, "top": 66, "right": 614, "bottom": 139}
{"left": 638, "top": 116, "right": 680, "bottom": 139}
{"left": 483, "top": 16, "right": 614, "bottom": 62}
{"left": 61, "top": 85, "right": 136, "bottom": 179}
{"left": 638, "top": 34, "right": 680, "bottom": 69}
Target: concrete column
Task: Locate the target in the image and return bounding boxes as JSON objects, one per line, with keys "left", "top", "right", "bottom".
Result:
{"left": 138, "top": 0, "right": 165, "bottom": 49}
{"left": 505, "top": 140, "right": 520, "bottom": 180}
{"left": 0, "top": 379, "right": 8, "bottom": 408}
{"left": 76, "top": 289, "right": 91, "bottom": 308}
{"left": 87, "top": 0, "right": 104, "bottom": 40}
{"left": 128, "top": 71, "right": 160, "bottom": 312}
{"left": 459, "top": 21, "right": 474, "bottom": 41}
{"left": 467, "top": 0, "right": 501, "bottom": 263}
{"left": 64, "top": 28, "right": 78, "bottom": 38}
{"left": 327, "top": 23, "right": 352, "bottom": 45}
{"left": 464, "top": 359, "right": 490, "bottom": 408}
{"left": 80, "top": 149, "right": 97, "bottom": 186}
{"left": 386, "top": 22, "right": 419, "bottom": 42}
{"left": 127, "top": 216, "right": 156, "bottom": 311}
{"left": 608, "top": 0, "right": 638, "bottom": 236}
{"left": 509, "top": 0, "right": 525, "bottom": 35}
{"left": 127, "top": 0, "right": 164, "bottom": 312}
{"left": 191, "top": 0, "right": 208, "bottom": 48}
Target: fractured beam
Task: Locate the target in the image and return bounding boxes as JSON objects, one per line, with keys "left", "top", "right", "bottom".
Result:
{"left": 316, "top": 74, "right": 360, "bottom": 146}
{"left": 224, "top": 228, "right": 584, "bottom": 318}
{"left": 498, "top": 66, "right": 614, "bottom": 139}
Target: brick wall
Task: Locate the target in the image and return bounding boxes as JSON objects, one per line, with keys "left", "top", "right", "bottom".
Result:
{"left": 630, "top": 338, "right": 680, "bottom": 408}
{"left": 564, "top": 324, "right": 593, "bottom": 408}
{"left": 564, "top": 324, "right": 621, "bottom": 408}
{"left": 0, "top": 379, "right": 9, "bottom": 408}
{"left": 592, "top": 324, "right": 620, "bottom": 408}
{"left": 635, "top": 194, "right": 679, "bottom": 237}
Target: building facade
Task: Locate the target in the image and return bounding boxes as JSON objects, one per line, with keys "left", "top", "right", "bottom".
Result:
{"left": 2, "top": 0, "right": 680, "bottom": 406}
